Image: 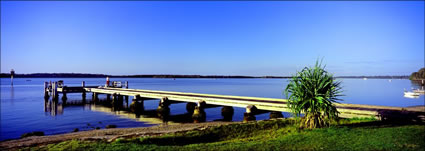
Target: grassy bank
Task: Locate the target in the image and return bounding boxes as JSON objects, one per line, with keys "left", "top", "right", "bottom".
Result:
{"left": 31, "top": 118, "right": 424, "bottom": 151}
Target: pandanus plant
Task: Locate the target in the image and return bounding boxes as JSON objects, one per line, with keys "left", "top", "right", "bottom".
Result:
{"left": 284, "top": 60, "right": 343, "bottom": 129}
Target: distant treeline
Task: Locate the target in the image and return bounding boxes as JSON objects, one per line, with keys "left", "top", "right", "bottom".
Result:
{"left": 336, "top": 76, "right": 409, "bottom": 79}
{"left": 410, "top": 68, "right": 425, "bottom": 80}
{"left": 0, "top": 73, "right": 289, "bottom": 79}
{"left": 0, "top": 73, "right": 408, "bottom": 79}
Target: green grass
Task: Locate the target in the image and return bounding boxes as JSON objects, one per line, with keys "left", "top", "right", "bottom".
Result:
{"left": 30, "top": 119, "right": 424, "bottom": 151}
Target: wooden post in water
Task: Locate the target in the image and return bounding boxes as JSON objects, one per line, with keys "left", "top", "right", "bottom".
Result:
{"left": 112, "top": 93, "right": 117, "bottom": 103}
{"left": 118, "top": 94, "right": 124, "bottom": 107}
{"left": 124, "top": 81, "right": 129, "bottom": 102}
{"left": 186, "top": 102, "right": 197, "bottom": 114}
{"left": 112, "top": 93, "right": 123, "bottom": 106}
{"left": 81, "top": 81, "right": 86, "bottom": 102}
{"left": 10, "top": 69, "right": 15, "bottom": 86}
{"left": 130, "top": 95, "right": 144, "bottom": 113}
{"left": 192, "top": 100, "right": 206, "bottom": 123}
{"left": 62, "top": 86, "right": 67, "bottom": 102}
{"left": 221, "top": 106, "right": 234, "bottom": 121}
{"left": 243, "top": 105, "right": 257, "bottom": 122}
{"left": 92, "top": 92, "right": 98, "bottom": 102}
{"left": 157, "top": 97, "right": 170, "bottom": 122}
{"left": 106, "top": 94, "right": 111, "bottom": 102}
{"left": 52, "top": 82, "right": 58, "bottom": 101}
{"left": 44, "top": 82, "right": 49, "bottom": 100}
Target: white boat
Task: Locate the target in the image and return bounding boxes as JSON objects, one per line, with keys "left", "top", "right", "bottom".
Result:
{"left": 404, "top": 94, "right": 420, "bottom": 99}
{"left": 363, "top": 78, "right": 367, "bottom": 80}
{"left": 404, "top": 91, "right": 420, "bottom": 96}
{"left": 413, "top": 89, "right": 425, "bottom": 94}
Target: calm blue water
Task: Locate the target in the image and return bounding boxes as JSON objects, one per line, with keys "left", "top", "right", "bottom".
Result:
{"left": 1, "top": 78, "right": 424, "bottom": 141}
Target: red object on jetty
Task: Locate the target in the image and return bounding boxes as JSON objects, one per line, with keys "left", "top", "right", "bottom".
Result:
{"left": 106, "top": 77, "right": 110, "bottom": 87}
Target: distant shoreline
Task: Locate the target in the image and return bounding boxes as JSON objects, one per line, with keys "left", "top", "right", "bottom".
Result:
{"left": 0, "top": 73, "right": 409, "bottom": 79}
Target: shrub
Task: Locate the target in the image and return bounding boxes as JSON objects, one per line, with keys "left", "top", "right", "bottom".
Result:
{"left": 284, "top": 59, "right": 343, "bottom": 129}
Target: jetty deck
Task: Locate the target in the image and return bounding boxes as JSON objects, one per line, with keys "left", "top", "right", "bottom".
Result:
{"left": 44, "top": 81, "right": 425, "bottom": 122}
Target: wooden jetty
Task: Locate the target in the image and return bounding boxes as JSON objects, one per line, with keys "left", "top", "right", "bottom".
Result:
{"left": 44, "top": 81, "right": 425, "bottom": 122}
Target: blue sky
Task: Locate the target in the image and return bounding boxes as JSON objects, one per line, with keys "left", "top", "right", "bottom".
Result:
{"left": 1, "top": 1, "right": 424, "bottom": 76}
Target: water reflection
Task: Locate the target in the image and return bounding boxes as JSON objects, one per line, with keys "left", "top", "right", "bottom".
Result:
{"left": 10, "top": 86, "right": 14, "bottom": 100}
{"left": 42, "top": 97, "right": 241, "bottom": 125}
{"left": 44, "top": 100, "right": 64, "bottom": 116}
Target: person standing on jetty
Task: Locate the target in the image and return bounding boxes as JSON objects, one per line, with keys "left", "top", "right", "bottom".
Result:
{"left": 106, "top": 76, "right": 110, "bottom": 87}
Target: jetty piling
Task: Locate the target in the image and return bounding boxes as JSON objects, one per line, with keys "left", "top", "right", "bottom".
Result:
{"left": 92, "top": 92, "right": 99, "bottom": 102}
{"left": 221, "top": 106, "right": 234, "bottom": 121}
{"left": 186, "top": 102, "right": 197, "bottom": 114}
{"left": 44, "top": 82, "right": 49, "bottom": 100}
{"left": 52, "top": 82, "right": 58, "bottom": 101}
{"left": 130, "top": 95, "right": 144, "bottom": 113}
{"left": 243, "top": 105, "right": 257, "bottom": 122}
{"left": 82, "top": 81, "right": 86, "bottom": 101}
{"left": 10, "top": 69, "right": 15, "bottom": 86}
{"left": 157, "top": 97, "right": 170, "bottom": 121}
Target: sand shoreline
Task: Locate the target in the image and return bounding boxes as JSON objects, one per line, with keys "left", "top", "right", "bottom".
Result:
{"left": 0, "top": 121, "right": 237, "bottom": 150}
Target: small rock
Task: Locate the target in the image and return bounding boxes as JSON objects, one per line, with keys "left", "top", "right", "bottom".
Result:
{"left": 106, "top": 125, "right": 117, "bottom": 129}
{"left": 21, "top": 131, "right": 44, "bottom": 138}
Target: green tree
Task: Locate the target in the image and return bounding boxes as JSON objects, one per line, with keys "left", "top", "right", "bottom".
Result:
{"left": 284, "top": 60, "right": 343, "bottom": 129}
{"left": 410, "top": 68, "right": 425, "bottom": 80}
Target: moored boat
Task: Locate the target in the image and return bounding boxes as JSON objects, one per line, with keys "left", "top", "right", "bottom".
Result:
{"left": 404, "top": 91, "right": 420, "bottom": 96}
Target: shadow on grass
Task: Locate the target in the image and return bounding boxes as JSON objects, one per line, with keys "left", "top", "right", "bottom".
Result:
{"left": 123, "top": 119, "right": 293, "bottom": 146}
{"left": 337, "top": 116, "right": 424, "bottom": 129}
{"left": 116, "top": 116, "right": 423, "bottom": 146}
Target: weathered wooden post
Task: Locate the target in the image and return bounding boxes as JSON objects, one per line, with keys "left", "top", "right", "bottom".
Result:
{"left": 62, "top": 86, "right": 67, "bottom": 102}
{"left": 52, "top": 82, "right": 58, "bottom": 101}
{"left": 243, "top": 105, "right": 257, "bottom": 122}
{"left": 221, "top": 106, "right": 234, "bottom": 121}
{"left": 81, "top": 81, "right": 86, "bottom": 102}
{"left": 186, "top": 102, "right": 197, "bottom": 114}
{"left": 112, "top": 93, "right": 118, "bottom": 105}
{"left": 106, "top": 94, "right": 111, "bottom": 102}
{"left": 192, "top": 100, "right": 206, "bottom": 123}
{"left": 44, "top": 82, "right": 49, "bottom": 100}
{"left": 118, "top": 94, "right": 124, "bottom": 107}
{"left": 124, "top": 81, "right": 129, "bottom": 103}
{"left": 269, "top": 111, "right": 284, "bottom": 119}
{"left": 130, "top": 95, "right": 144, "bottom": 113}
{"left": 157, "top": 97, "right": 170, "bottom": 122}
{"left": 10, "top": 69, "right": 15, "bottom": 86}
{"left": 92, "top": 92, "right": 98, "bottom": 102}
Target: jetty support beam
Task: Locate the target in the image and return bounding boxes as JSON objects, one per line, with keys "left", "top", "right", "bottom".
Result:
{"left": 130, "top": 95, "right": 144, "bottom": 113}
{"left": 92, "top": 92, "right": 99, "bottom": 102}
{"left": 44, "top": 82, "right": 49, "bottom": 100}
{"left": 192, "top": 100, "right": 207, "bottom": 123}
{"left": 62, "top": 86, "right": 67, "bottom": 102}
{"left": 157, "top": 97, "right": 170, "bottom": 121}
{"left": 81, "top": 81, "right": 86, "bottom": 102}
{"left": 243, "top": 105, "right": 257, "bottom": 122}
{"left": 221, "top": 106, "right": 234, "bottom": 121}
{"left": 52, "top": 82, "right": 58, "bottom": 101}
